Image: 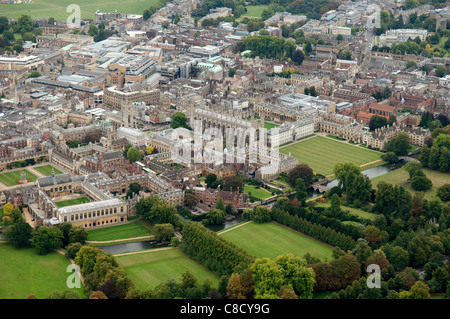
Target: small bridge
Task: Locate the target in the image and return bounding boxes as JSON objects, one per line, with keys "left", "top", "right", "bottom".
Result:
{"left": 311, "top": 179, "right": 330, "bottom": 193}
{"left": 399, "top": 156, "right": 420, "bottom": 163}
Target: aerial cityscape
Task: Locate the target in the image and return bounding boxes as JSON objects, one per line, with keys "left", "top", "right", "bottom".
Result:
{"left": 0, "top": 0, "right": 449, "bottom": 306}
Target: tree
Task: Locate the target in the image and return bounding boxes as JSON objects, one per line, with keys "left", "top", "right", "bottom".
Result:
{"left": 399, "top": 281, "right": 431, "bottom": 299}
{"left": 364, "top": 226, "right": 382, "bottom": 247}
{"left": 406, "top": 60, "right": 417, "bottom": 69}
{"left": 65, "top": 242, "right": 82, "bottom": 259}
{"left": 295, "top": 178, "right": 308, "bottom": 207}
{"left": 428, "top": 146, "right": 440, "bottom": 170}
{"left": 3, "top": 222, "right": 33, "bottom": 248}
{"left": 184, "top": 192, "right": 199, "bottom": 209}
{"left": 253, "top": 206, "right": 272, "bottom": 223}
{"left": 170, "top": 112, "right": 190, "bottom": 129}
{"left": 90, "top": 291, "right": 108, "bottom": 299}
{"left": 215, "top": 198, "right": 225, "bottom": 212}
{"left": 17, "top": 14, "right": 33, "bottom": 34}
{"left": 333, "top": 161, "right": 361, "bottom": 191}
{"left": 411, "top": 175, "right": 432, "bottom": 192}
{"left": 31, "top": 226, "right": 63, "bottom": 255}
{"left": 292, "top": 49, "right": 304, "bottom": 65}
{"left": 288, "top": 164, "right": 314, "bottom": 186}
{"left": 69, "top": 226, "right": 88, "bottom": 244}
{"left": 222, "top": 176, "right": 244, "bottom": 193}
{"left": 381, "top": 151, "right": 398, "bottom": 163}
{"left": 204, "top": 208, "right": 226, "bottom": 225}
{"left": 0, "top": 16, "right": 9, "bottom": 34}
{"left": 126, "top": 147, "right": 141, "bottom": 163}
{"left": 328, "top": 194, "right": 341, "bottom": 216}
{"left": 227, "top": 273, "right": 244, "bottom": 299}
{"left": 438, "top": 147, "right": 449, "bottom": 172}
{"left": 228, "top": 68, "right": 236, "bottom": 77}
{"left": 384, "top": 132, "right": 410, "bottom": 156}
{"left": 28, "top": 71, "right": 41, "bottom": 78}
{"left": 420, "top": 144, "right": 430, "bottom": 167}
{"left": 275, "top": 254, "right": 315, "bottom": 299}
{"left": 404, "top": 161, "right": 423, "bottom": 180}
{"left": 436, "top": 184, "right": 450, "bottom": 202}
{"left": 250, "top": 258, "right": 285, "bottom": 298}
{"left": 205, "top": 173, "right": 217, "bottom": 188}
{"left": 97, "top": 279, "right": 122, "bottom": 299}
{"left": 2, "top": 30, "right": 14, "bottom": 46}
{"left": 153, "top": 224, "right": 175, "bottom": 242}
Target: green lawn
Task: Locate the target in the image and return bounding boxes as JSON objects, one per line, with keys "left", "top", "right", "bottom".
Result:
{"left": 87, "top": 220, "right": 153, "bottom": 241}
{"left": 0, "top": 170, "right": 38, "bottom": 186}
{"left": 371, "top": 167, "right": 450, "bottom": 200}
{"left": 55, "top": 197, "right": 90, "bottom": 208}
{"left": 280, "top": 136, "right": 382, "bottom": 176}
{"left": 116, "top": 248, "right": 220, "bottom": 290}
{"left": 33, "top": 165, "right": 63, "bottom": 176}
{"left": 0, "top": 0, "right": 158, "bottom": 21}
{"left": 264, "top": 122, "right": 279, "bottom": 130}
{"left": 219, "top": 221, "right": 333, "bottom": 261}
{"left": 0, "top": 244, "right": 84, "bottom": 299}
{"left": 315, "top": 202, "right": 378, "bottom": 221}
{"left": 244, "top": 184, "right": 273, "bottom": 200}
{"left": 241, "top": 5, "right": 268, "bottom": 19}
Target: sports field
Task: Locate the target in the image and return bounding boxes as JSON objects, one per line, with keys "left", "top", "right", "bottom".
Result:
{"left": 0, "top": 0, "right": 158, "bottom": 21}
{"left": 87, "top": 220, "right": 153, "bottom": 242}
{"left": 243, "top": 184, "right": 273, "bottom": 200}
{"left": 33, "top": 165, "right": 63, "bottom": 176}
{"left": 55, "top": 197, "right": 90, "bottom": 208}
{"left": 0, "top": 244, "right": 84, "bottom": 299}
{"left": 371, "top": 167, "right": 450, "bottom": 200}
{"left": 280, "top": 136, "right": 382, "bottom": 176}
{"left": 219, "top": 221, "right": 333, "bottom": 261}
{"left": 116, "top": 248, "right": 220, "bottom": 290}
{"left": 0, "top": 170, "right": 38, "bottom": 186}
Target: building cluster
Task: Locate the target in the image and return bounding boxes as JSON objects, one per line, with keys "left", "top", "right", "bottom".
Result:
{"left": 0, "top": 0, "right": 448, "bottom": 231}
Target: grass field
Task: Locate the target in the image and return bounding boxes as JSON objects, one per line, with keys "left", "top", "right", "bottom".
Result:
{"left": 219, "top": 221, "right": 333, "bottom": 261}
{"left": 315, "top": 202, "right": 378, "bottom": 221}
{"left": 241, "top": 5, "right": 268, "bottom": 19}
{"left": 244, "top": 184, "right": 273, "bottom": 200}
{"left": 55, "top": 197, "right": 90, "bottom": 208}
{"left": 0, "top": 244, "right": 84, "bottom": 299}
{"left": 33, "top": 165, "right": 63, "bottom": 176}
{"left": 87, "top": 220, "right": 153, "bottom": 242}
{"left": 371, "top": 167, "right": 449, "bottom": 200}
{"left": 116, "top": 248, "right": 220, "bottom": 290}
{"left": 280, "top": 136, "right": 382, "bottom": 176}
{"left": 0, "top": 0, "right": 158, "bottom": 21}
{"left": 0, "top": 170, "right": 38, "bottom": 186}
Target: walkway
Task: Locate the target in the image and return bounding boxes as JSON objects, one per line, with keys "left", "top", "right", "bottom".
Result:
{"left": 113, "top": 246, "right": 175, "bottom": 257}
{"left": 86, "top": 235, "right": 155, "bottom": 244}
{"left": 325, "top": 159, "right": 383, "bottom": 178}
{"left": 55, "top": 249, "right": 86, "bottom": 288}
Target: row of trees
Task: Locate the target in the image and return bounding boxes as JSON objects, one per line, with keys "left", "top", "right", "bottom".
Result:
{"left": 180, "top": 222, "right": 255, "bottom": 277}
{"left": 271, "top": 207, "right": 356, "bottom": 251}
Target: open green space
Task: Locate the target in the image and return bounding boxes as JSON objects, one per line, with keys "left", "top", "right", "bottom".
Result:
{"left": 116, "top": 248, "right": 220, "bottom": 290}
{"left": 371, "top": 167, "right": 450, "bottom": 200}
{"left": 0, "top": 0, "right": 158, "bottom": 21}
{"left": 280, "top": 136, "right": 382, "bottom": 176}
{"left": 243, "top": 184, "right": 273, "bottom": 200}
{"left": 315, "top": 202, "right": 378, "bottom": 221}
{"left": 0, "top": 244, "right": 84, "bottom": 299}
{"left": 33, "top": 165, "right": 63, "bottom": 176}
{"left": 219, "top": 221, "right": 333, "bottom": 261}
{"left": 87, "top": 220, "right": 153, "bottom": 242}
{"left": 0, "top": 170, "right": 38, "bottom": 186}
{"left": 55, "top": 197, "right": 90, "bottom": 208}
